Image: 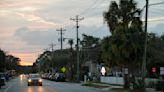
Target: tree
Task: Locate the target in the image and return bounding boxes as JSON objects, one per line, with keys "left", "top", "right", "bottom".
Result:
{"left": 5, "top": 55, "right": 21, "bottom": 70}
{"left": 80, "top": 34, "right": 99, "bottom": 48}
{"left": 147, "top": 34, "right": 164, "bottom": 77}
{"left": 103, "top": 0, "right": 141, "bottom": 34}
{"left": 68, "top": 39, "right": 74, "bottom": 50}
{"left": 103, "top": 0, "right": 144, "bottom": 88}
{"left": 0, "top": 49, "right": 6, "bottom": 72}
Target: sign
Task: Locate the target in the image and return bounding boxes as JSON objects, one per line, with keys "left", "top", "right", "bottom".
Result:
{"left": 61, "top": 67, "right": 66, "bottom": 73}
{"left": 152, "top": 67, "right": 156, "bottom": 73}
{"left": 160, "top": 67, "right": 164, "bottom": 75}
{"left": 101, "top": 67, "right": 106, "bottom": 76}
{"left": 124, "top": 68, "right": 128, "bottom": 74}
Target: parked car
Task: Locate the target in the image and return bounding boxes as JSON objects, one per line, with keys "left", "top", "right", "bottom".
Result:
{"left": 27, "top": 74, "right": 42, "bottom": 86}
{"left": 0, "top": 73, "right": 5, "bottom": 88}
{"left": 54, "top": 73, "right": 65, "bottom": 82}
{"left": 50, "top": 74, "right": 56, "bottom": 81}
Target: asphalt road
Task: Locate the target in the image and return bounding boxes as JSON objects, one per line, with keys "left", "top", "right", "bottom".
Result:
{"left": 0, "top": 76, "right": 109, "bottom": 92}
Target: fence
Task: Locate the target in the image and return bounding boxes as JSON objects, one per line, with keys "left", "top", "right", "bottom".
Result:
{"left": 100, "top": 76, "right": 159, "bottom": 86}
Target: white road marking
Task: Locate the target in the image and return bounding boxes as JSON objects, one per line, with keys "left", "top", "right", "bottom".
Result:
{"left": 4, "top": 83, "right": 15, "bottom": 92}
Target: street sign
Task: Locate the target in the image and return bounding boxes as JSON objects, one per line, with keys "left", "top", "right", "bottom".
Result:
{"left": 152, "top": 67, "right": 156, "bottom": 73}
{"left": 61, "top": 67, "right": 66, "bottom": 73}
{"left": 160, "top": 67, "right": 164, "bottom": 75}
{"left": 124, "top": 68, "right": 128, "bottom": 74}
{"left": 101, "top": 67, "right": 106, "bottom": 76}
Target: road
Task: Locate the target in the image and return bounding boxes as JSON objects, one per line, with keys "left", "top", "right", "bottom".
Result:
{"left": 0, "top": 76, "right": 109, "bottom": 92}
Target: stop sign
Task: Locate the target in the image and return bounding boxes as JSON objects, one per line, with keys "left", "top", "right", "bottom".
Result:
{"left": 152, "top": 67, "right": 156, "bottom": 73}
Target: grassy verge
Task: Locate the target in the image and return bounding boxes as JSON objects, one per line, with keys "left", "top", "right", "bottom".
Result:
{"left": 92, "top": 81, "right": 123, "bottom": 86}
{"left": 82, "top": 82, "right": 110, "bottom": 88}
{"left": 111, "top": 88, "right": 131, "bottom": 92}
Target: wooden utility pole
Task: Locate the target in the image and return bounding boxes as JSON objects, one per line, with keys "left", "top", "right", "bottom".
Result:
{"left": 57, "top": 28, "right": 66, "bottom": 50}
{"left": 70, "top": 15, "right": 84, "bottom": 81}
{"left": 142, "top": 0, "right": 149, "bottom": 88}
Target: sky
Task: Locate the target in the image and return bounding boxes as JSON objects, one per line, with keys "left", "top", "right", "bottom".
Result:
{"left": 0, "top": 0, "right": 164, "bottom": 66}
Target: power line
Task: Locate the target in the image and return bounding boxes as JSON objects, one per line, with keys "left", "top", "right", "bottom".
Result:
{"left": 79, "top": 0, "right": 100, "bottom": 15}
{"left": 141, "top": 1, "right": 164, "bottom": 10}
{"left": 79, "top": 0, "right": 107, "bottom": 16}
{"left": 149, "top": 10, "right": 164, "bottom": 16}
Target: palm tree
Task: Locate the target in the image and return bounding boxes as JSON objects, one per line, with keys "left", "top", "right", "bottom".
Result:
{"left": 103, "top": 0, "right": 144, "bottom": 89}
{"left": 68, "top": 39, "right": 74, "bottom": 50}
{"left": 103, "top": 0, "right": 140, "bottom": 34}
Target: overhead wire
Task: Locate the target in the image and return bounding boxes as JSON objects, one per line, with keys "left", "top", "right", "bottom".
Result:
{"left": 79, "top": 0, "right": 100, "bottom": 16}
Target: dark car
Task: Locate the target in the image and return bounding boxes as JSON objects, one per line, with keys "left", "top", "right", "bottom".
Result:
{"left": 0, "top": 73, "right": 5, "bottom": 88}
{"left": 27, "top": 74, "right": 42, "bottom": 86}
{"left": 54, "top": 73, "right": 66, "bottom": 82}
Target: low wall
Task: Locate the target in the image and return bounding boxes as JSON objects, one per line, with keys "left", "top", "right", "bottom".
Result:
{"left": 100, "top": 76, "right": 124, "bottom": 85}
{"left": 100, "top": 76, "right": 158, "bottom": 86}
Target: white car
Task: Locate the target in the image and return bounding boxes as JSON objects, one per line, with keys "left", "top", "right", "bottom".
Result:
{"left": 27, "top": 74, "right": 42, "bottom": 86}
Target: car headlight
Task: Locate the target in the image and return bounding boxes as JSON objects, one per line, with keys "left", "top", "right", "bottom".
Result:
{"left": 28, "top": 79, "right": 32, "bottom": 82}
{"left": 39, "top": 79, "right": 42, "bottom": 82}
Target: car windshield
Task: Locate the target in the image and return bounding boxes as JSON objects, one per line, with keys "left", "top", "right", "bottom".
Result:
{"left": 29, "top": 74, "right": 40, "bottom": 78}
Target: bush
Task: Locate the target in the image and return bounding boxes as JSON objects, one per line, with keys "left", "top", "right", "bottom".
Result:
{"left": 147, "top": 81, "right": 155, "bottom": 88}
{"left": 132, "top": 79, "right": 146, "bottom": 92}
{"left": 155, "top": 80, "right": 164, "bottom": 91}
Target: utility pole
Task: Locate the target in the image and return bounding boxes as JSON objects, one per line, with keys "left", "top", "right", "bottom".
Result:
{"left": 70, "top": 15, "right": 84, "bottom": 81}
{"left": 49, "top": 43, "right": 56, "bottom": 52}
{"left": 142, "top": 0, "right": 149, "bottom": 87}
{"left": 57, "top": 28, "right": 66, "bottom": 50}
{"left": 49, "top": 43, "right": 56, "bottom": 72}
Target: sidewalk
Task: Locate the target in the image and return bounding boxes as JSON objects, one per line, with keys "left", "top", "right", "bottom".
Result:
{"left": 146, "top": 88, "right": 163, "bottom": 92}
{"left": 82, "top": 82, "right": 163, "bottom": 92}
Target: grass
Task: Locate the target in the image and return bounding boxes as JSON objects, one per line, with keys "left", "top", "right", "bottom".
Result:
{"left": 91, "top": 81, "right": 123, "bottom": 86}
{"left": 82, "top": 82, "right": 110, "bottom": 88}
{"left": 111, "top": 88, "right": 131, "bottom": 92}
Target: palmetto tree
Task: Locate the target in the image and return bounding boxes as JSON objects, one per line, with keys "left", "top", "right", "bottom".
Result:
{"left": 103, "top": 0, "right": 141, "bottom": 34}
{"left": 102, "top": 0, "right": 144, "bottom": 88}
{"left": 68, "top": 39, "right": 74, "bottom": 50}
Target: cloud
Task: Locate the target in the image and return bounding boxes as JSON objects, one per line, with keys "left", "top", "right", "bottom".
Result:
{"left": 149, "top": 23, "right": 164, "bottom": 36}
{"left": 14, "top": 27, "right": 59, "bottom": 46}
{"left": 17, "top": 13, "right": 57, "bottom": 26}
{"left": 0, "top": 0, "right": 164, "bottom": 65}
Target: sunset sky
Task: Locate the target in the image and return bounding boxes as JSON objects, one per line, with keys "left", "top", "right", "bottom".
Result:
{"left": 0, "top": 0, "right": 164, "bottom": 66}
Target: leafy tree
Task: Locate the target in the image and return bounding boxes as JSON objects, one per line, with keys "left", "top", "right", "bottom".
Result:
{"left": 5, "top": 55, "right": 21, "bottom": 70}
{"left": 0, "top": 49, "right": 6, "bottom": 72}
{"left": 80, "top": 34, "right": 99, "bottom": 48}
{"left": 147, "top": 34, "right": 164, "bottom": 77}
